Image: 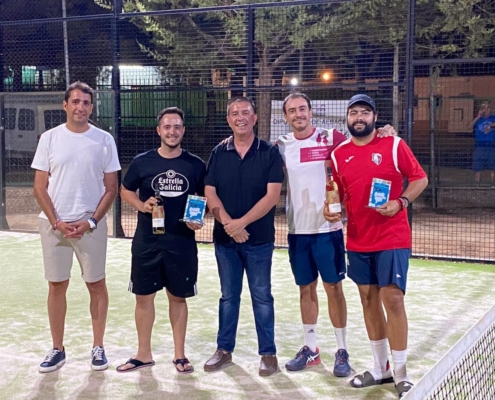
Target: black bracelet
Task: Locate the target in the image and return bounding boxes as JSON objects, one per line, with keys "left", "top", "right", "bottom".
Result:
{"left": 399, "top": 196, "right": 410, "bottom": 208}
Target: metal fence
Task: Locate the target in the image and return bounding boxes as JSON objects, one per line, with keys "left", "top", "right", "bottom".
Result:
{"left": 1, "top": 0, "right": 494, "bottom": 262}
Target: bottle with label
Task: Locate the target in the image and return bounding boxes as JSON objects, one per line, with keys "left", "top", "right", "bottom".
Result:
{"left": 152, "top": 190, "right": 165, "bottom": 234}
{"left": 326, "top": 167, "right": 342, "bottom": 214}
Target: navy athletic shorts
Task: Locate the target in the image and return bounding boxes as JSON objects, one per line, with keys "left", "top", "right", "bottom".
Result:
{"left": 347, "top": 249, "right": 411, "bottom": 293}
{"left": 288, "top": 230, "right": 346, "bottom": 286}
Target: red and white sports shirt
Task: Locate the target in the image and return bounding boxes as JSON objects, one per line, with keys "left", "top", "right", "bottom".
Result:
{"left": 331, "top": 134, "right": 426, "bottom": 252}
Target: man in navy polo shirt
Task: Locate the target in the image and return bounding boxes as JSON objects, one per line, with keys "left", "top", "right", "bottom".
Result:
{"left": 203, "top": 97, "right": 284, "bottom": 377}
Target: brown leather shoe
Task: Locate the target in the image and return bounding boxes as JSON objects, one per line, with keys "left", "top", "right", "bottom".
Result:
{"left": 259, "top": 355, "right": 278, "bottom": 376}
{"left": 204, "top": 350, "right": 232, "bottom": 372}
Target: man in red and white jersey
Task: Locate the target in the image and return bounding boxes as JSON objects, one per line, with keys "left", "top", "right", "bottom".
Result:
{"left": 278, "top": 93, "right": 396, "bottom": 377}
{"left": 325, "top": 94, "right": 428, "bottom": 399}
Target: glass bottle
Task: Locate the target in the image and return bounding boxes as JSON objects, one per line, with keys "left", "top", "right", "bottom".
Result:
{"left": 326, "top": 167, "right": 342, "bottom": 214}
{"left": 152, "top": 190, "right": 165, "bottom": 234}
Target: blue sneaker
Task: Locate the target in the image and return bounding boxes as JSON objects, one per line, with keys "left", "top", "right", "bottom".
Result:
{"left": 333, "top": 348, "right": 351, "bottom": 377}
{"left": 39, "top": 348, "right": 66, "bottom": 373}
{"left": 285, "top": 346, "right": 321, "bottom": 371}
{"left": 91, "top": 346, "right": 109, "bottom": 371}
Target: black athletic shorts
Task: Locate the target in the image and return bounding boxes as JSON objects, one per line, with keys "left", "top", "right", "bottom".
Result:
{"left": 129, "top": 241, "right": 198, "bottom": 298}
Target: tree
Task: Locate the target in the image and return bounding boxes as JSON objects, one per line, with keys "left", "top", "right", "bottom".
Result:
{"left": 0, "top": 0, "right": 144, "bottom": 90}
{"left": 416, "top": 0, "right": 495, "bottom": 60}
{"left": 94, "top": 0, "right": 343, "bottom": 140}
{"left": 0, "top": 0, "right": 63, "bottom": 90}
{"left": 93, "top": 0, "right": 495, "bottom": 139}
{"left": 323, "top": 0, "right": 409, "bottom": 132}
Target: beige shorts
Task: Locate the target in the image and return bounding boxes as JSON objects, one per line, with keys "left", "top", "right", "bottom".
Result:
{"left": 39, "top": 215, "right": 108, "bottom": 283}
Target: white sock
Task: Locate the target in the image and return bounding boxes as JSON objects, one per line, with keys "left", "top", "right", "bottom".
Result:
{"left": 369, "top": 339, "right": 392, "bottom": 381}
{"left": 392, "top": 349, "right": 410, "bottom": 383}
{"left": 303, "top": 324, "right": 317, "bottom": 352}
{"left": 334, "top": 327, "right": 347, "bottom": 351}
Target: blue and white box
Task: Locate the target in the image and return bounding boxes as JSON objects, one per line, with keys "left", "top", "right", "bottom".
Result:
{"left": 368, "top": 178, "right": 391, "bottom": 208}
{"left": 182, "top": 195, "right": 207, "bottom": 224}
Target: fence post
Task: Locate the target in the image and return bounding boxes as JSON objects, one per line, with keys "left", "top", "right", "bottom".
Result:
{"left": 112, "top": 0, "right": 124, "bottom": 238}
{"left": 0, "top": 95, "right": 9, "bottom": 231}
{"left": 246, "top": 5, "right": 255, "bottom": 99}
{"left": 405, "top": 0, "right": 416, "bottom": 225}
{"left": 0, "top": 25, "right": 3, "bottom": 92}
{"left": 0, "top": 24, "right": 9, "bottom": 230}
{"left": 405, "top": 0, "right": 415, "bottom": 147}
{"left": 62, "top": 0, "right": 70, "bottom": 87}
{"left": 429, "top": 66, "right": 438, "bottom": 208}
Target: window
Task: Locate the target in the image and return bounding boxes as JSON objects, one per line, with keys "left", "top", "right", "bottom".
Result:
{"left": 4, "top": 108, "right": 16, "bottom": 130}
{"left": 44, "top": 110, "right": 66, "bottom": 130}
{"left": 18, "top": 108, "right": 35, "bottom": 131}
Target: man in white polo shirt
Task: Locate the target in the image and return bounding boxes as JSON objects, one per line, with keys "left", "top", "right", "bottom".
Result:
{"left": 32, "top": 81, "right": 120, "bottom": 373}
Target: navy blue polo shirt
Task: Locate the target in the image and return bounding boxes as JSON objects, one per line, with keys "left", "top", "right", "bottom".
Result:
{"left": 205, "top": 136, "right": 284, "bottom": 245}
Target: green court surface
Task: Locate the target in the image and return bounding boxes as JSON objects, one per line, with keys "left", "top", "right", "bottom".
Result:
{"left": 1, "top": 231, "right": 494, "bottom": 399}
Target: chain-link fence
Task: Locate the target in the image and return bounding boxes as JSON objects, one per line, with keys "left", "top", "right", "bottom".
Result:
{"left": 1, "top": 0, "right": 494, "bottom": 262}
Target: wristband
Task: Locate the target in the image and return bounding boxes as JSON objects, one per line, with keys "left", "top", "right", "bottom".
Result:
{"left": 53, "top": 220, "right": 61, "bottom": 230}
{"left": 399, "top": 196, "right": 410, "bottom": 208}
{"left": 395, "top": 199, "right": 404, "bottom": 211}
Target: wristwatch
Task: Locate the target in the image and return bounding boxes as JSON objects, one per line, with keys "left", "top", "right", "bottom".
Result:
{"left": 88, "top": 217, "right": 98, "bottom": 231}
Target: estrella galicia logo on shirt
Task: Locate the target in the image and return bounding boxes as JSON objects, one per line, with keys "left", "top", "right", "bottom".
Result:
{"left": 371, "top": 153, "right": 382, "bottom": 165}
{"left": 152, "top": 170, "right": 189, "bottom": 198}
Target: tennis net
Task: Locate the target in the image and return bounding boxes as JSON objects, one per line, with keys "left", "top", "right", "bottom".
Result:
{"left": 405, "top": 304, "right": 495, "bottom": 399}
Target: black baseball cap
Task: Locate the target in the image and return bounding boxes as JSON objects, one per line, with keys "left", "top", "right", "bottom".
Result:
{"left": 347, "top": 94, "right": 376, "bottom": 111}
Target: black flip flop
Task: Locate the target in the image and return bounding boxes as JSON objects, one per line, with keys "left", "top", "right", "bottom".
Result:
{"left": 173, "top": 358, "right": 194, "bottom": 374}
{"left": 350, "top": 371, "right": 394, "bottom": 388}
{"left": 116, "top": 358, "right": 155, "bottom": 373}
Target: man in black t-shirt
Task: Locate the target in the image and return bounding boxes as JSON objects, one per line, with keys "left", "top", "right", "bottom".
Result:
{"left": 118, "top": 107, "right": 206, "bottom": 374}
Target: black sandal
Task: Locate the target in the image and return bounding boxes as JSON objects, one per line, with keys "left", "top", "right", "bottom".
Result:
{"left": 116, "top": 358, "right": 155, "bottom": 373}
{"left": 395, "top": 381, "right": 414, "bottom": 398}
{"left": 173, "top": 358, "right": 194, "bottom": 374}
{"left": 350, "top": 371, "right": 394, "bottom": 388}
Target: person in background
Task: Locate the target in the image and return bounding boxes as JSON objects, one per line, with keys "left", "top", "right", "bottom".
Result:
{"left": 471, "top": 102, "right": 495, "bottom": 185}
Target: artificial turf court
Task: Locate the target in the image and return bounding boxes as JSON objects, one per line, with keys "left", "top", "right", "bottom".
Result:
{"left": 1, "top": 230, "right": 494, "bottom": 399}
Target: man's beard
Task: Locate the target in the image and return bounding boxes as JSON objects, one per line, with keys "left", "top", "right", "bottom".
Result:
{"left": 292, "top": 118, "right": 308, "bottom": 132}
{"left": 347, "top": 120, "right": 375, "bottom": 138}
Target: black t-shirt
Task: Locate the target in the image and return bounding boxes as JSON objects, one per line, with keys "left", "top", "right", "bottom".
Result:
{"left": 204, "top": 137, "right": 284, "bottom": 245}
{"left": 122, "top": 149, "right": 206, "bottom": 248}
